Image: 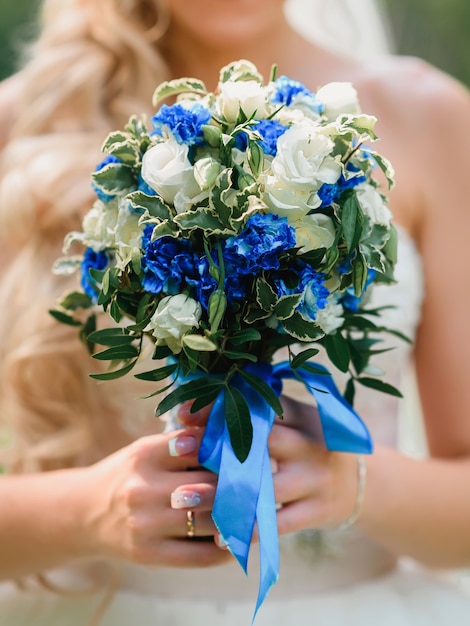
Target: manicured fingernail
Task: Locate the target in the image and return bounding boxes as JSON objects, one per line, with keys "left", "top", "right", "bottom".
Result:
{"left": 168, "top": 435, "right": 197, "bottom": 457}
{"left": 270, "top": 457, "right": 279, "bottom": 474}
{"left": 217, "top": 533, "right": 229, "bottom": 548}
{"left": 171, "top": 490, "right": 201, "bottom": 509}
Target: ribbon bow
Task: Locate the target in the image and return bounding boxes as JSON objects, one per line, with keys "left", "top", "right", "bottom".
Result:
{"left": 197, "top": 361, "right": 372, "bottom": 622}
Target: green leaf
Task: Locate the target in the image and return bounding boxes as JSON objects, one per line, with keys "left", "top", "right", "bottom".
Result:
{"left": 174, "top": 207, "right": 227, "bottom": 234}
{"left": 135, "top": 363, "right": 178, "bottom": 382}
{"left": 155, "top": 378, "right": 224, "bottom": 417}
{"left": 358, "top": 377, "right": 403, "bottom": 398}
{"left": 229, "top": 329, "right": 262, "bottom": 345}
{"left": 89, "top": 359, "right": 138, "bottom": 381}
{"left": 352, "top": 253, "right": 369, "bottom": 296}
{"left": 152, "top": 78, "right": 207, "bottom": 107}
{"left": 224, "top": 386, "right": 253, "bottom": 463}
{"left": 256, "top": 277, "right": 277, "bottom": 311}
{"left": 281, "top": 312, "right": 324, "bottom": 342}
{"left": 290, "top": 348, "right": 320, "bottom": 369}
{"left": 48, "top": 309, "right": 82, "bottom": 327}
{"left": 127, "top": 191, "right": 172, "bottom": 219}
{"left": 342, "top": 195, "right": 364, "bottom": 253}
{"left": 182, "top": 334, "right": 217, "bottom": 352}
{"left": 59, "top": 291, "right": 93, "bottom": 311}
{"left": 323, "top": 332, "right": 350, "bottom": 373}
{"left": 87, "top": 328, "right": 136, "bottom": 347}
{"left": 223, "top": 350, "right": 258, "bottom": 362}
{"left": 92, "top": 163, "right": 136, "bottom": 195}
{"left": 208, "top": 290, "right": 227, "bottom": 334}
{"left": 92, "top": 345, "right": 140, "bottom": 361}
{"left": 274, "top": 294, "right": 302, "bottom": 320}
{"left": 344, "top": 378, "right": 356, "bottom": 406}
{"left": 238, "top": 370, "right": 283, "bottom": 418}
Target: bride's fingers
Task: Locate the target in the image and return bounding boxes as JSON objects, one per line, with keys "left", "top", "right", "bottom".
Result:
{"left": 268, "top": 422, "right": 324, "bottom": 462}
{"left": 177, "top": 401, "right": 212, "bottom": 427}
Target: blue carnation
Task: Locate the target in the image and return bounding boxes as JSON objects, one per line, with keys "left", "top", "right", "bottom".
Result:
{"left": 187, "top": 256, "right": 249, "bottom": 310}
{"left": 92, "top": 155, "right": 121, "bottom": 203}
{"left": 141, "top": 228, "right": 200, "bottom": 295}
{"left": 272, "top": 76, "right": 324, "bottom": 114}
{"left": 151, "top": 103, "right": 211, "bottom": 146}
{"left": 254, "top": 119, "right": 288, "bottom": 156}
{"left": 223, "top": 213, "right": 296, "bottom": 276}
{"left": 80, "top": 248, "right": 109, "bottom": 301}
{"left": 272, "top": 76, "right": 311, "bottom": 106}
{"left": 273, "top": 260, "right": 329, "bottom": 322}
{"left": 318, "top": 170, "right": 367, "bottom": 207}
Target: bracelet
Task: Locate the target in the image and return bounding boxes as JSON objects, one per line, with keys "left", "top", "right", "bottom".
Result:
{"left": 336, "top": 454, "right": 367, "bottom": 532}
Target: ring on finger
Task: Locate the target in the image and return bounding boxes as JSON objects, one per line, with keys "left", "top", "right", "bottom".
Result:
{"left": 186, "top": 510, "right": 195, "bottom": 538}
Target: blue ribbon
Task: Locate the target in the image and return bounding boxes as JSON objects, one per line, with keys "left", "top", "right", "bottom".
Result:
{"left": 197, "top": 361, "right": 373, "bottom": 621}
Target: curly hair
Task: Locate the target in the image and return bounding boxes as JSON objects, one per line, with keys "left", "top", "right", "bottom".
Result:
{"left": 0, "top": 0, "right": 170, "bottom": 474}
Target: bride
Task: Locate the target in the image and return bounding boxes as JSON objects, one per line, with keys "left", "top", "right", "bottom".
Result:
{"left": 1, "top": 1, "right": 470, "bottom": 625}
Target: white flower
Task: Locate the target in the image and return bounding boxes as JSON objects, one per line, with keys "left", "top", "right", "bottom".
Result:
{"left": 316, "top": 82, "right": 360, "bottom": 122}
{"left": 293, "top": 213, "right": 336, "bottom": 253}
{"left": 315, "top": 297, "right": 345, "bottom": 335}
{"left": 356, "top": 183, "right": 392, "bottom": 226}
{"left": 114, "top": 200, "right": 145, "bottom": 267}
{"left": 262, "top": 175, "right": 321, "bottom": 220}
{"left": 146, "top": 294, "right": 202, "bottom": 354}
{"left": 217, "top": 80, "right": 268, "bottom": 123}
{"left": 141, "top": 137, "right": 194, "bottom": 204}
{"left": 271, "top": 121, "right": 342, "bottom": 191}
{"left": 82, "top": 199, "right": 119, "bottom": 251}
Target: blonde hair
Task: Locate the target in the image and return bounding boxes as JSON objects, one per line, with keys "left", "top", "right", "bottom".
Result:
{"left": 0, "top": 0, "right": 170, "bottom": 473}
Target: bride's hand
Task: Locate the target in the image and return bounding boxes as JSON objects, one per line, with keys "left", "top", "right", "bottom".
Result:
{"left": 77, "top": 428, "right": 228, "bottom": 568}
{"left": 177, "top": 397, "right": 363, "bottom": 535}
{"left": 268, "top": 416, "right": 362, "bottom": 535}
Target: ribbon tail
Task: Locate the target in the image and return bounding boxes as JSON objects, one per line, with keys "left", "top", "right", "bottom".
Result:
{"left": 199, "top": 374, "right": 279, "bottom": 616}
{"left": 274, "top": 362, "right": 373, "bottom": 454}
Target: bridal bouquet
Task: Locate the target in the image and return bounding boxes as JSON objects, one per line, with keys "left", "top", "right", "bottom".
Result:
{"left": 52, "top": 60, "right": 401, "bottom": 617}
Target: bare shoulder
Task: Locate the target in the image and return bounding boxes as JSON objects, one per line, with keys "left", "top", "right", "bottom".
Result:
{"left": 0, "top": 73, "right": 25, "bottom": 149}
{"left": 356, "top": 54, "right": 470, "bottom": 138}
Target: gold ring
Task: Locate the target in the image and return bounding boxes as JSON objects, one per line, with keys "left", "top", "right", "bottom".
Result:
{"left": 186, "top": 510, "right": 195, "bottom": 538}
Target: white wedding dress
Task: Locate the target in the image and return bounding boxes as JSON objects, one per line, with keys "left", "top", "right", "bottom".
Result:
{"left": 2, "top": 227, "right": 470, "bottom": 625}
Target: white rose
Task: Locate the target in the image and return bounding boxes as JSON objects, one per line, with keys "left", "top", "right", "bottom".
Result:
{"left": 271, "top": 121, "right": 342, "bottom": 191}
{"left": 293, "top": 213, "right": 336, "bottom": 253}
{"left": 356, "top": 183, "right": 392, "bottom": 226}
{"left": 141, "top": 137, "right": 194, "bottom": 204}
{"left": 82, "top": 199, "right": 119, "bottom": 251}
{"left": 114, "top": 199, "right": 145, "bottom": 266}
{"left": 218, "top": 80, "right": 268, "bottom": 123}
{"left": 262, "top": 175, "right": 321, "bottom": 220}
{"left": 316, "top": 82, "right": 360, "bottom": 122}
{"left": 146, "top": 294, "right": 202, "bottom": 354}
{"left": 315, "top": 297, "right": 345, "bottom": 335}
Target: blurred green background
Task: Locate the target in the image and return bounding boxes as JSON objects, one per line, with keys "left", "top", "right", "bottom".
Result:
{"left": 0, "top": 0, "right": 469, "bottom": 86}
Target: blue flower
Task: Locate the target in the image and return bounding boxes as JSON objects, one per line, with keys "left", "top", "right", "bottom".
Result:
{"left": 223, "top": 213, "right": 296, "bottom": 276}
{"left": 273, "top": 260, "right": 329, "bottom": 322}
{"left": 80, "top": 248, "right": 109, "bottom": 301}
{"left": 151, "top": 103, "right": 211, "bottom": 146}
{"left": 272, "top": 76, "right": 324, "bottom": 114}
{"left": 141, "top": 228, "right": 200, "bottom": 295}
{"left": 318, "top": 169, "right": 367, "bottom": 207}
{"left": 234, "top": 119, "right": 287, "bottom": 156}
{"left": 254, "top": 119, "right": 288, "bottom": 156}
{"left": 92, "top": 155, "right": 121, "bottom": 203}
{"left": 187, "top": 256, "right": 249, "bottom": 310}
{"left": 341, "top": 269, "right": 376, "bottom": 312}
